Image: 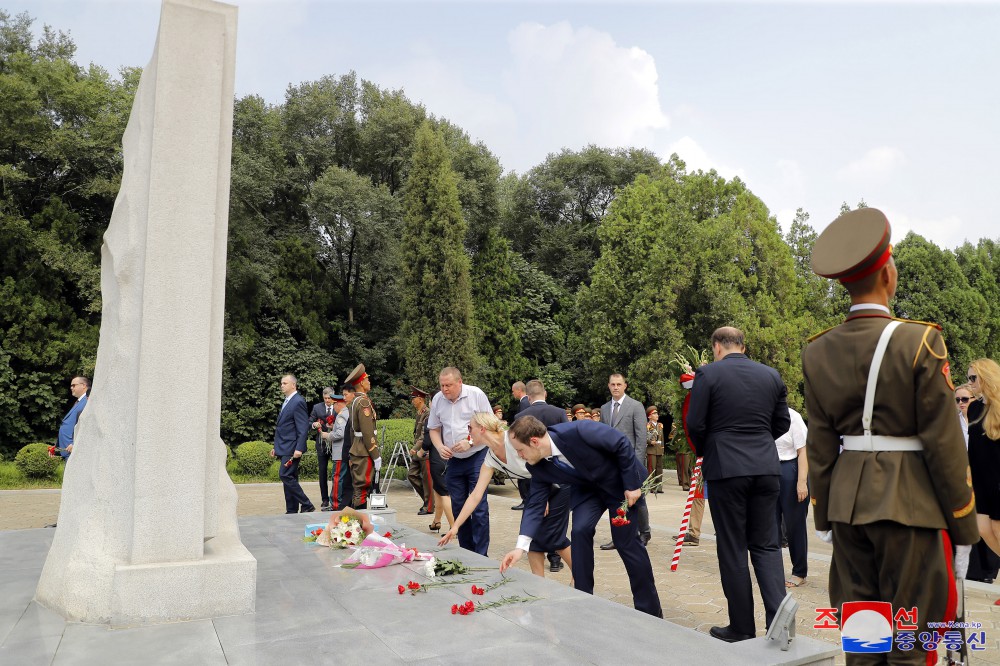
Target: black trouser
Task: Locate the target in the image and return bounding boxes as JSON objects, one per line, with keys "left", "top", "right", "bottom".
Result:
{"left": 707, "top": 474, "right": 785, "bottom": 635}
{"left": 776, "top": 459, "right": 808, "bottom": 578}
{"left": 317, "top": 440, "right": 331, "bottom": 505}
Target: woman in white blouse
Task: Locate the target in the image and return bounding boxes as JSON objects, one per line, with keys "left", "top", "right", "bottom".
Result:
{"left": 438, "top": 412, "right": 572, "bottom": 577}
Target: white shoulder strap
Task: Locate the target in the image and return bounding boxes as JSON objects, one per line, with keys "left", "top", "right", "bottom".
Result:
{"left": 862, "top": 321, "right": 902, "bottom": 442}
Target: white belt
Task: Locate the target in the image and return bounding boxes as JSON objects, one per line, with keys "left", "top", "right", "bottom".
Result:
{"left": 842, "top": 435, "right": 923, "bottom": 452}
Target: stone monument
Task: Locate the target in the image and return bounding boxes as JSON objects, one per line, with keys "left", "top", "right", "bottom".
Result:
{"left": 34, "top": 0, "right": 255, "bottom": 626}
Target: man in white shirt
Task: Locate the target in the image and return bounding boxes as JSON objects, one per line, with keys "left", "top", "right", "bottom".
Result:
{"left": 428, "top": 366, "right": 493, "bottom": 555}
{"left": 774, "top": 407, "right": 809, "bottom": 588}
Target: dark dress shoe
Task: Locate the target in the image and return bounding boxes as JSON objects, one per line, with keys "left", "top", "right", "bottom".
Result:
{"left": 417, "top": 508, "right": 431, "bottom": 515}
{"left": 599, "top": 541, "right": 617, "bottom": 550}
{"left": 511, "top": 503, "right": 525, "bottom": 511}
{"left": 710, "top": 626, "right": 754, "bottom": 643}
{"left": 548, "top": 557, "right": 563, "bottom": 572}
{"left": 320, "top": 502, "right": 332, "bottom": 511}
{"left": 301, "top": 505, "right": 316, "bottom": 513}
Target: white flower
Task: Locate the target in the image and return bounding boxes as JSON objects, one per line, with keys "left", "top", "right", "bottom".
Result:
{"left": 359, "top": 549, "right": 380, "bottom": 566}
{"left": 424, "top": 557, "right": 436, "bottom": 578}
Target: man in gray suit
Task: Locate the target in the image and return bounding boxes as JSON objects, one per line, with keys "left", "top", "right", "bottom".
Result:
{"left": 600, "top": 373, "right": 652, "bottom": 549}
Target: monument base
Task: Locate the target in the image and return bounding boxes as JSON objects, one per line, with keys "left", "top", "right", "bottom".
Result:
{"left": 110, "top": 537, "right": 255, "bottom": 627}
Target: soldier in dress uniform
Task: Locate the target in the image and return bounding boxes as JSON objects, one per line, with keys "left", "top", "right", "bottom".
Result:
{"left": 645, "top": 406, "right": 665, "bottom": 494}
{"left": 407, "top": 386, "right": 434, "bottom": 516}
{"left": 345, "top": 364, "right": 381, "bottom": 509}
{"left": 804, "top": 207, "right": 979, "bottom": 665}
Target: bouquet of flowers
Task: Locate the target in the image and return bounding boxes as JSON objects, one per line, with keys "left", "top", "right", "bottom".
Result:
{"left": 303, "top": 515, "right": 365, "bottom": 549}
{"left": 342, "top": 532, "right": 436, "bottom": 571}
{"left": 611, "top": 472, "right": 661, "bottom": 527}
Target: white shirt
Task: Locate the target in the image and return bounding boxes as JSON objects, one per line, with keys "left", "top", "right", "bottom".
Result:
{"left": 427, "top": 383, "right": 492, "bottom": 459}
{"left": 775, "top": 408, "right": 808, "bottom": 461}
{"left": 485, "top": 433, "right": 531, "bottom": 480}
{"left": 849, "top": 303, "right": 891, "bottom": 315}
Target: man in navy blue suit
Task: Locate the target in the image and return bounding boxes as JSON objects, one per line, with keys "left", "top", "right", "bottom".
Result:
{"left": 501, "top": 416, "right": 662, "bottom": 618}
{"left": 270, "top": 374, "right": 315, "bottom": 514}
{"left": 686, "top": 326, "right": 790, "bottom": 642}
{"left": 57, "top": 376, "right": 90, "bottom": 458}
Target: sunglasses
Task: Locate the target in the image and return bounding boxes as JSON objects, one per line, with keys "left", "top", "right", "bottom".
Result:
{"left": 956, "top": 396, "right": 972, "bottom": 405}
{"left": 968, "top": 375, "right": 978, "bottom": 382}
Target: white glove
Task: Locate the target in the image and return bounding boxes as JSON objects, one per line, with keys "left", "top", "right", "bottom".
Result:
{"left": 374, "top": 458, "right": 382, "bottom": 472}
{"left": 816, "top": 530, "right": 832, "bottom": 544}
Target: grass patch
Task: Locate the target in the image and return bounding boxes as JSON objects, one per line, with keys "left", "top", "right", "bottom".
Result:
{"left": 0, "top": 461, "right": 64, "bottom": 489}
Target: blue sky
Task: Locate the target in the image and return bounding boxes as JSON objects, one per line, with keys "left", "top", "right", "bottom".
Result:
{"left": 6, "top": 0, "right": 1000, "bottom": 249}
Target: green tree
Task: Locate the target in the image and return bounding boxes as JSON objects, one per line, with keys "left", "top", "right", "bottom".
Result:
{"left": 399, "top": 122, "right": 476, "bottom": 388}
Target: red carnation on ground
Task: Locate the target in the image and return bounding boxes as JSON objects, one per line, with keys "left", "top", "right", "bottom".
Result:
{"left": 398, "top": 585, "right": 405, "bottom": 594}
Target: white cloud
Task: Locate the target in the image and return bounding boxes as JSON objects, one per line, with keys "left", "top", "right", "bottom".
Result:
{"left": 664, "top": 136, "right": 745, "bottom": 182}
{"left": 881, "top": 207, "right": 966, "bottom": 249}
{"left": 501, "top": 21, "right": 669, "bottom": 165}
{"left": 836, "top": 147, "right": 906, "bottom": 182}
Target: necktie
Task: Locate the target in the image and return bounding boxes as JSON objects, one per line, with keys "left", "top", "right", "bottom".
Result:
{"left": 280, "top": 397, "right": 290, "bottom": 413}
{"left": 328, "top": 406, "right": 333, "bottom": 416}
{"left": 612, "top": 401, "right": 620, "bottom": 423}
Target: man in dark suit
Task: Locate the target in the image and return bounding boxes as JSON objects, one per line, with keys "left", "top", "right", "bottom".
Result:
{"left": 270, "top": 374, "right": 315, "bottom": 514}
{"left": 501, "top": 416, "right": 662, "bottom": 618}
{"left": 57, "top": 376, "right": 90, "bottom": 458}
{"left": 600, "top": 373, "right": 651, "bottom": 549}
{"left": 513, "top": 379, "right": 569, "bottom": 572}
{"left": 509, "top": 380, "right": 531, "bottom": 510}
{"left": 309, "top": 387, "right": 339, "bottom": 511}
{"left": 686, "top": 327, "right": 790, "bottom": 642}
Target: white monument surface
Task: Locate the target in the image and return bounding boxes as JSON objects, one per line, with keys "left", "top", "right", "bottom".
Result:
{"left": 34, "top": 0, "right": 256, "bottom": 626}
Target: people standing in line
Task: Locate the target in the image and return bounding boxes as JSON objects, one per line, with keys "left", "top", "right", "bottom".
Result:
{"left": 502, "top": 416, "right": 663, "bottom": 618}
{"left": 774, "top": 407, "right": 809, "bottom": 588}
{"left": 440, "top": 412, "right": 573, "bottom": 578}
{"left": 58, "top": 376, "right": 90, "bottom": 458}
{"left": 428, "top": 367, "right": 493, "bottom": 555}
{"left": 600, "top": 373, "right": 651, "bottom": 550}
{"left": 344, "top": 364, "right": 381, "bottom": 509}
{"left": 804, "top": 208, "right": 978, "bottom": 664}
{"left": 309, "top": 387, "right": 339, "bottom": 511}
{"left": 572, "top": 404, "right": 589, "bottom": 421}
{"left": 407, "top": 387, "right": 434, "bottom": 516}
{"left": 514, "top": 379, "right": 570, "bottom": 572}
{"left": 328, "top": 392, "right": 350, "bottom": 511}
{"left": 645, "top": 406, "right": 664, "bottom": 494}
{"left": 270, "top": 374, "right": 314, "bottom": 514}
{"left": 686, "top": 327, "right": 790, "bottom": 642}
{"left": 589, "top": 409, "right": 601, "bottom": 422}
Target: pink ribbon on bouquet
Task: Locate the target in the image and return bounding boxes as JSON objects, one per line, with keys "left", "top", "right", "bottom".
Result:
{"left": 670, "top": 456, "right": 703, "bottom": 572}
{"left": 341, "top": 533, "right": 434, "bottom": 570}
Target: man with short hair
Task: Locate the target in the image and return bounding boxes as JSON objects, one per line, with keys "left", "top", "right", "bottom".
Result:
{"left": 326, "top": 393, "right": 349, "bottom": 511}
{"left": 502, "top": 416, "right": 662, "bottom": 618}
{"left": 310, "top": 387, "right": 340, "bottom": 510}
{"left": 270, "top": 374, "right": 315, "bottom": 514}
{"left": 686, "top": 327, "right": 789, "bottom": 642}
{"left": 600, "top": 373, "right": 651, "bottom": 549}
{"left": 58, "top": 376, "right": 90, "bottom": 458}
{"left": 514, "top": 379, "right": 569, "bottom": 572}
{"left": 511, "top": 381, "right": 528, "bottom": 418}
{"left": 429, "top": 367, "right": 492, "bottom": 555}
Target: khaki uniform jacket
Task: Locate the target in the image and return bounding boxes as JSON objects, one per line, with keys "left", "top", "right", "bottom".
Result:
{"left": 802, "top": 308, "right": 978, "bottom": 544}
{"left": 348, "top": 393, "right": 379, "bottom": 460}
{"left": 646, "top": 422, "right": 664, "bottom": 456}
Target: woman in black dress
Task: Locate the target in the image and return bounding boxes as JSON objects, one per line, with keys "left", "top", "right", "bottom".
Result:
{"left": 966, "top": 359, "right": 1000, "bottom": 556}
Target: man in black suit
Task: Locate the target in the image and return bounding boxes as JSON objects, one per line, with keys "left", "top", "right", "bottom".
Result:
{"left": 502, "top": 416, "right": 662, "bottom": 618}
{"left": 509, "top": 381, "right": 531, "bottom": 510}
{"left": 686, "top": 327, "right": 790, "bottom": 642}
{"left": 309, "top": 387, "right": 339, "bottom": 511}
{"left": 270, "top": 374, "right": 315, "bottom": 514}
{"left": 513, "top": 379, "right": 569, "bottom": 572}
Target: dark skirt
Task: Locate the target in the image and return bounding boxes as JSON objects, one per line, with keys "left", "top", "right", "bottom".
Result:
{"left": 428, "top": 445, "right": 449, "bottom": 497}
{"left": 968, "top": 399, "right": 1000, "bottom": 518}
{"left": 528, "top": 484, "right": 571, "bottom": 553}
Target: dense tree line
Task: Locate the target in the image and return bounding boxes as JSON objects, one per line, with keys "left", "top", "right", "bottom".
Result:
{"left": 2, "top": 11, "right": 998, "bottom": 456}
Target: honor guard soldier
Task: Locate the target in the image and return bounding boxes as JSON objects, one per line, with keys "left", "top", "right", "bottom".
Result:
{"left": 645, "top": 406, "right": 665, "bottom": 494}
{"left": 803, "top": 207, "right": 979, "bottom": 665}
{"left": 408, "top": 386, "right": 434, "bottom": 515}
{"left": 345, "top": 364, "right": 381, "bottom": 508}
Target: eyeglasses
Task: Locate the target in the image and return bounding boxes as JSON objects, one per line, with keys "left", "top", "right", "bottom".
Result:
{"left": 956, "top": 396, "right": 972, "bottom": 405}
{"left": 968, "top": 375, "right": 978, "bottom": 382}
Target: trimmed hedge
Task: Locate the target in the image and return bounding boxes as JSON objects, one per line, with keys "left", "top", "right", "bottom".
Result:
{"left": 378, "top": 418, "right": 415, "bottom": 460}
{"left": 235, "top": 440, "right": 273, "bottom": 476}
{"left": 15, "top": 442, "right": 58, "bottom": 478}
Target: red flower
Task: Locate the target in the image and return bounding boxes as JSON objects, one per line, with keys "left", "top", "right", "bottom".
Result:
{"left": 311, "top": 528, "right": 323, "bottom": 536}
{"left": 383, "top": 531, "right": 392, "bottom": 538}
{"left": 345, "top": 531, "right": 352, "bottom": 539}
{"left": 616, "top": 508, "right": 625, "bottom": 517}
{"left": 407, "top": 581, "right": 421, "bottom": 590}
{"left": 398, "top": 585, "right": 405, "bottom": 594}
{"left": 451, "top": 604, "right": 458, "bottom": 614}
{"left": 326, "top": 416, "right": 335, "bottom": 425}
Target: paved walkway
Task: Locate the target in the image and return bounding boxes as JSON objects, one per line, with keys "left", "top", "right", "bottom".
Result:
{"left": 4, "top": 479, "right": 1000, "bottom": 663}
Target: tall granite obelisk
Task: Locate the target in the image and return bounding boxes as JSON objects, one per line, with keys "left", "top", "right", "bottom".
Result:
{"left": 35, "top": 0, "right": 256, "bottom": 626}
